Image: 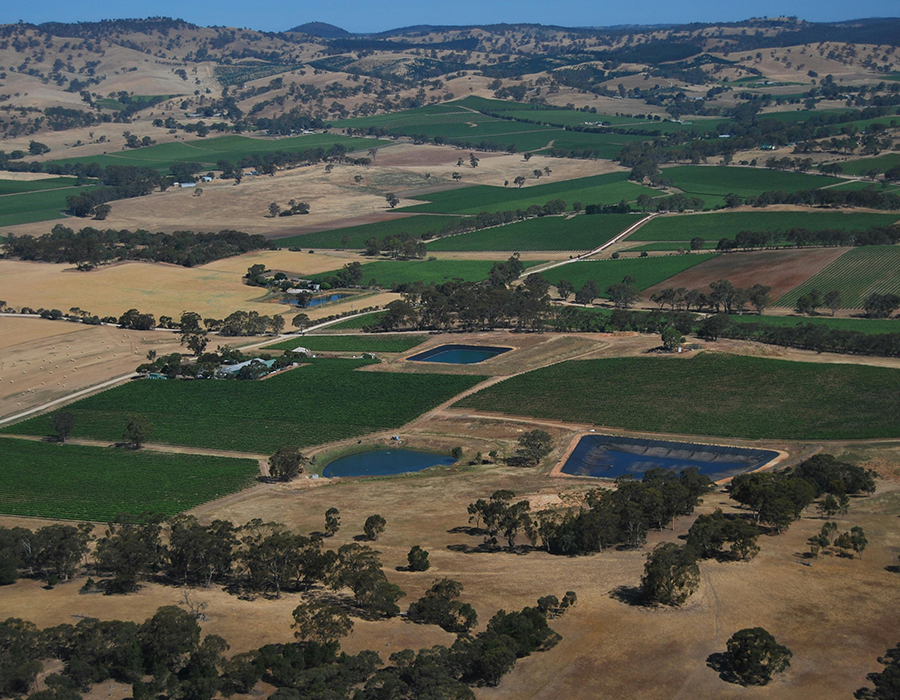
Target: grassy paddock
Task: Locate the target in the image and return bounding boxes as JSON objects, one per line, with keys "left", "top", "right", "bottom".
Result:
{"left": 630, "top": 211, "right": 900, "bottom": 242}
{"left": 44, "top": 134, "right": 383, "bottom": 173}
{"left": 0, "top": 438, "right": 258, "bottom": 521}
{"left": 775, "top": 246, "right": 900, "bottom": 308}
{"left": 318, "top": 259, "right": 545, "bottom": 287}
{"left": 663, "top": 166, "right": 842, "bottom": 198}
{"left": 427, "top": 214, "right": 637, "bottom": 252}
{"left": 0, "top": 185, "right": 100, "bottom": 227}
{"left": 456, "top": 353, "right": 900, "bottom": 440}
{"left": 728, "top": 313, "right": 900, "bottom": 335}
{"left": 403, "top": 172, "right": 657, "bottom": 215}
{"left": 263, "top": 335, "right": 428, "bottom": 353}
{"left": 3, "top": 359, "right": 484, "bottom": 454}
{"left": 321, "top": 312, "right": 387, "bottom": 330}
{"left": 540, "top": 254, "right": 717, "bottom": 292}
{"left": 276, "top": 215, "right": 464, "bottom": 250}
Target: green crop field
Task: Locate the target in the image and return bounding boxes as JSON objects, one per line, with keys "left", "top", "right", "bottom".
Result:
{"left": 403, "top": 172, "right": 658, "bottom": 215}
{"left": 0, "top": 185, "right": 100, "bottom": 227}
{"left": 540, "top": 254, "right": 717, "bottom": 293}
{"left": 318, "top": 259, "right": 545, "bottom": 287}
{"left": 0, "top": 438, "right": 258, "bottom": 521}
{"left": 456, "top": 353, "right": 900, "bottom": 440}
{"left": 534, "top": 131, "right": 652, "bottom": 158}
{"left": 3, "top": 359, "right": 484, "bottom": 454}
{"left": 629, "top": 211, "right": 900, "bottom": 242}
{"left": 0, "top": 177, "right": 82, "bottom": 195}
{"left": 427, "top": 214, "right": 637, "bottom": 251}
{"left": 727, "top": 313, "right": 900, "bottom": 335}
{"left": 775, "top": 246, "right": 900, "bottom": 309}
{"left": 44, "top": 134, "right": 384, "bottom": 173}
{"left": 276, "top": 215, "right": 465, "bottom": 250}
{"left": 263, "top": 334, "right": 428, "bottom": 353}
{"left": 628, "top": 241, "right": 719, "bottom": 251}
{"left": 663, "top": 166, "right": 842, "bottom": 198}
{"left": 835, "top": 153, "right": 900, "bottom": 176}
{"left": 322, "top": 311, "right": 387, "bottom": 330}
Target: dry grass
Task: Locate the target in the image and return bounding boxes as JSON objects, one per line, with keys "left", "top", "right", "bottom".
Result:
{"left": 0, "top": 317, "right": 272, "bottom": 420}
{"left": 0, "top": 252, "right": 360, "bottom": 320}
{"left": 2, "top": 457, "right": 895, "bottom": 700}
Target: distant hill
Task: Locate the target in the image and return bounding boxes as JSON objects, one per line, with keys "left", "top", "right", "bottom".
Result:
{"left": 290, "top": 22, "right": 350, "bottom": 37}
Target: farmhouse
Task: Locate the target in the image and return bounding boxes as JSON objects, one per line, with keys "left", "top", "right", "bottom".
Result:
{"left": 217, "top": 358, "right": 277, "bottom": 378}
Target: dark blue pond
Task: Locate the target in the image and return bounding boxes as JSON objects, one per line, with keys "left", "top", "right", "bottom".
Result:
{"left": 407, "top": 344, "right": 511, "bottom": 365}
{"left": 561, "top": 435, "right": 778, "bottom": 482}
{"left": 323, "top": 449, "right": 457, "bottom": 478}
{"left": 282, "top": 294, "right": 348, "bottom": 308}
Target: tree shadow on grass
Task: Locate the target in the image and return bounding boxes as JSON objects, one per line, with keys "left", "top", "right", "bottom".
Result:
{"left": 885, "top": 565, "right": 900, "bottom": 574}
{"left": 706, "top": 652, "right": 740, "bottom": 684}
{"left": 447, "top": 525, "right": 484, "bottom": 536}
{"left": 609, "top": 585, "right": 651, "bottom": 607}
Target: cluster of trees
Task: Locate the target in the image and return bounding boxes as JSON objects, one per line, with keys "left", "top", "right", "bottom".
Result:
{"left": 5, "top": 226, "right": 273, "bottom": 268}
{"left": 729, "top": 454, "right": 875, "bottom": 533}
{"left": 856, "top": 642, "right": 900, "bottom": 699}
{"left": 807, "top": 521, "right": 868, "bottom": 559}
{"left": 374, "top": 267, "right": 553, "bottom": 333}
{"left": 465, "top": 469, "right": 713, "bottom": 557}
{"left": 0, "top": 594, "right": 564, "bottom": 700}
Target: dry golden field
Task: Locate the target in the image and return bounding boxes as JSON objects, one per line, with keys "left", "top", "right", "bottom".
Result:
{"left": 2, "top": 448, "right": 897, "bottom": 700}
{"left": 0, "top": 251, "right": 363, "bottom": 320}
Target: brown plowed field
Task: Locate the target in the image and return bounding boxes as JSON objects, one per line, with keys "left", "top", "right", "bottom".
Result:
{"left": 643, "top": 248, "right": 848, "bottom": 299}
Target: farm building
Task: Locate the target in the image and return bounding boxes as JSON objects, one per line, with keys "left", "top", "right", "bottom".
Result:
{"left": 217, "top": 358, "right": 277, "bottom": 379}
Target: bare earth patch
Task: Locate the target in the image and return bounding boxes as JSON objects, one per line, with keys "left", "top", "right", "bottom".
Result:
{"left": 643, "top": 248, "right": 848, "bottom": 301}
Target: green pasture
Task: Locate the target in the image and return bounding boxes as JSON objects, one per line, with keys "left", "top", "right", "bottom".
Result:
{"left": 44, "top": 134, "right": 384, "bottom": 172}
{"left": 456, "top": 353, "right": 900, "bottom": 440}
{"left": 403, "top": 172, "right": 658, "bottom": 215}
{"left": 663, "top": 165, "right": 843, "bottom": 198}
{"left": 629, "top": 211, "right": 900, "bottom": 242}
{"left": 0, "top": 177, "right": 82, "bottom": 195}
{"left": 728, "top": 313, "right": 900, "bottom": 335}
{"left": 427, "top": 213, "right": 638, "bottom": 251}
{"left": 318, "top": 259, "right": 545, "bottom": 287}
{"left": 3, "top": 359, "right": 484, "bottom": 454}
{"left": 0, "top": 185, "right": 99, "bottom": 227}
{"left": 834, "top": 154, "right": 900, "bottom": 176}
{"left": 539, "top": 254, "right": 717, "bottom": 293}
{"left": 263, "top": 334, "right": 428, "bottom": 353}
{"left": 276, "top": 215, "right": 465, "bottom": 250}
{"left": 0, "top": 438, "right": 258, "bottom": 521}
{"left": 775, "top": 246, "right": 900, "bottom": 309}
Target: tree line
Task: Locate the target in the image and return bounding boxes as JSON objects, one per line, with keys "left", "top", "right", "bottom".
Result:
{"left": 5, "top": 226, "right": 273, "bottom": 268}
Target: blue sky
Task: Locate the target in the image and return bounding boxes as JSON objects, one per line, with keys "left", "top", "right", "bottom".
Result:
{"left": 4, "top": 0, "right": 898, "bottom": 33}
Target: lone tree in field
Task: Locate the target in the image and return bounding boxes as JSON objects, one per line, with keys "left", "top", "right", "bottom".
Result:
{"left": 640, "top": 543, "right": 700, "bottom": 606}
{"left": 51, "top": 411, "right": 75, "bottom": 443}
{"left": 268, "top": 202, "right": 281, "bottom": 218}
{"left": 292, "top": 600, "right": 353, "bottom": 644}
{"left": 513, "top": 429, "right": 554, "bottom": 467}
{"left": 723, "top": 628, "right": 792, "bottom": 686}
{"left": 385, "top": 193, "right": 399, "bottom": 209}
{"left": 268, "top": 447, "right": 306, "bottom": 482}
{"left": 291, "top": 313, "right": 310, "bottom": 331}
{"left": 407, "top": 545, "right": 430, "bottom": 572}
{"left": 363, "top": 514, "right": 386, "bottom": 541}
{"left": 324, "top": 507, "right": 340, "bottom": 537}
{"left": 122, "top": 415, "right": 151, "bottom": 449}
{"left": 661, "top": 326, "right": 685, "bottom": 351}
